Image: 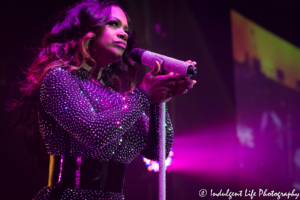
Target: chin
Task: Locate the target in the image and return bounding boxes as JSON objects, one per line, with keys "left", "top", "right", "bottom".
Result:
{"left": 110, "top": 49, "right": 124, "bottom": 62}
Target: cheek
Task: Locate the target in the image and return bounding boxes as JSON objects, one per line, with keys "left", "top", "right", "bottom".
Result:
{"left": 101, "top": 29, "right": 114, "bottom": 44}
{"left": 94, "top": 34, "right": 111, "bottom": 53}
{"left": 100, "top": 34, "right": 110, "bottom": 46}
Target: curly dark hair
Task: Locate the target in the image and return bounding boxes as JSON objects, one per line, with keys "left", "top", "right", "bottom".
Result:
{"left": 8, "top": 0, "right": 137, "bottom": 170}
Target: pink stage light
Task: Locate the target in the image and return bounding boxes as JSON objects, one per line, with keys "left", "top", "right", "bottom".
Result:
{"left": 142, "top": 149, "right": 174, "bottom": 172}
{"left": 166, "top": 124, "right": 239, "bottom": 180}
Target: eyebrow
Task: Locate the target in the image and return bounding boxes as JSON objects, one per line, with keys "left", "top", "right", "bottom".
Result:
{"left": 109, "top": 17, "right": 128, "bottom": 30}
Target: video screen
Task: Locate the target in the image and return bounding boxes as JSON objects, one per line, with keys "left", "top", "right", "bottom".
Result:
{"left": 231, "top": 9, "right": 300, "bottom": 190}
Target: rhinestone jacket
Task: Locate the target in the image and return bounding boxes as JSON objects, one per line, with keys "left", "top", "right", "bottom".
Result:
{"left": 34, "top": 68, "right": 174, "bottom": 200}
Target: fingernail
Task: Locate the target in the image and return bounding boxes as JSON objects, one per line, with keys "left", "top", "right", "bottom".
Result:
{"left": 188, "top": 85, "right": 193, "bottom": 89}
{"left": 189, "top": 80, "right": 193, "bottom": 84}
{"left": 184, "top": 89, "right": 188, "bottom": 93}
{"left": 193, "top": 80, "right": 197, "bottom": 84}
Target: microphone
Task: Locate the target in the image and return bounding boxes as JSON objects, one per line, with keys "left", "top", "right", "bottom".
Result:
{"left": 130, "top": 48, "right": 197, "bottom": 76}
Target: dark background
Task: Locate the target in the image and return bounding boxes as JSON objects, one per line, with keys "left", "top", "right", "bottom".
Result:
{"left": 0, "top": 0, "right": 300, "bottom": 199}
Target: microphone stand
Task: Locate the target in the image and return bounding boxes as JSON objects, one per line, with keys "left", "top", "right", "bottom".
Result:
{"left": 158, "top": 102, "right": 166, "bottom": 200}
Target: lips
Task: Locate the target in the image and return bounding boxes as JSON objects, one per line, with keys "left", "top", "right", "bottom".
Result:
{"left": 114, "top": 41, "right": 126, "bottom": 49}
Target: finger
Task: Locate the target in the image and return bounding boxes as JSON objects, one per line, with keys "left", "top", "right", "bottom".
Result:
{"left": 174, "top": 89, "right": 188, "bottom": 96}
{"left": 167, "top": 72, "right": 181, "bottom": 76}
{"left": 168, "top": 85, "right": 192, "bottom": 93}
{"left": 165, "top": 80, "right": 196, "bottom": 87}
{"left": 167, "top": 89, "right": 188, "bottom": 98}
{"left": 165, "top": 80, "right": 187, "bottom": 87}
{"left": 157, "top": 74, "right": 188, "bottom": 82}
{"left": 167, "top": 80, "right": 196, "bottom": 93}
{"left": 150, "top": 61, "right": 161, "bottom": 76}
{"left": 170, "top": 72, "right": 181, "bottom": 75}
{"left": 186, "top": 60, "right": 197, "bottom": 66}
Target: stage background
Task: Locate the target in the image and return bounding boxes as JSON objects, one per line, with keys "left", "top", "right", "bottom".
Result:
{"left": 0, "top": 0, "right": 299, "bottom": 199}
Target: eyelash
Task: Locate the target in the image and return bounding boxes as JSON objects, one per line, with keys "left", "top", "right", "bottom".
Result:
{"left": 107, "top": 20, "right": 131, "bottom": 37}
{"left": 108, "top": 20, "right": 119, "bottom": 27}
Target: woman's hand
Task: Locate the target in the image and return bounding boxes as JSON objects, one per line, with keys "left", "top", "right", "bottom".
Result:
{"left": 140, "top": 60, "right": 197, "bottom": 104}
{"left": 165, "top": 60, "right": 197, "bottom": 102}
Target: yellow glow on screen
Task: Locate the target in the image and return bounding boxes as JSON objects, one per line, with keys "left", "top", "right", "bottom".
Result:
{"left": 231, "top": 10, "right": 300, "bottom": 91}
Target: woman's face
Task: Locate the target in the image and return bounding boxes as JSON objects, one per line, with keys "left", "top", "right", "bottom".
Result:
{"left": 92, "top": 6, "right": 129, "bottom": 65}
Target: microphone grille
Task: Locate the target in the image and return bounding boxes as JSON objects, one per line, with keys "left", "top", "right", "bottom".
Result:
{"left": 130, "top": 48, "right": 146, "bottom": 64}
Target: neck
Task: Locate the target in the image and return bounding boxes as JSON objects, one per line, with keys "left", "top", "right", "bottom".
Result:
{"left": 82, "top": 61, "right": 110, "bottom": 80}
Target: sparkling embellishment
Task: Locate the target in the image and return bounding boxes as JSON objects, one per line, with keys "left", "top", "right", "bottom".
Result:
{"left": 75, "top": 157, "right": 82, "bottom": 189}
{"left": 35, "top": 68, "right": 174, "bottom": 199}
{"left": 57, "top": 156, "right": 63, "bottom": 183}
{"left": 34, "top": 186, "right": 126, "bottom": 200}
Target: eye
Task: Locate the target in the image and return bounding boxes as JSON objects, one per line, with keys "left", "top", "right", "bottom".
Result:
{"left": 107, "top": 19, "right": 132, "bottom": 38}
{"left": 107, "top": 20, "right": 119, "bottom": 28}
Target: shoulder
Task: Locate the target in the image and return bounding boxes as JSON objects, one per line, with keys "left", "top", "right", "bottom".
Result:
{"left": 41, "top": 67, "right": 79, "bottom": 94}
{"left": 43, "top": 67, "right": 74, "bottom": 83}
{"left": 41, "top": 67, "right": 82, "bottom": 89}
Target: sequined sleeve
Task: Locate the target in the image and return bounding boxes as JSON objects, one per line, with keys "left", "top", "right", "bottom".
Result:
{"left": 140, "top": 104, "right": 174, "bottom": 161}
{"left": 39, "top": 68, "right": 150, "bottom": 150}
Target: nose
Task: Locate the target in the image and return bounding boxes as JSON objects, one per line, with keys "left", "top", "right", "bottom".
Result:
{"left": 117, "top": 30, "right": 128, "bottom": 41}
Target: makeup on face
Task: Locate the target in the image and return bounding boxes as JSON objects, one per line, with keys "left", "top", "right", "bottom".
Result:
{"left": 92, "top": 6, "right": 129, "bottom": 65}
